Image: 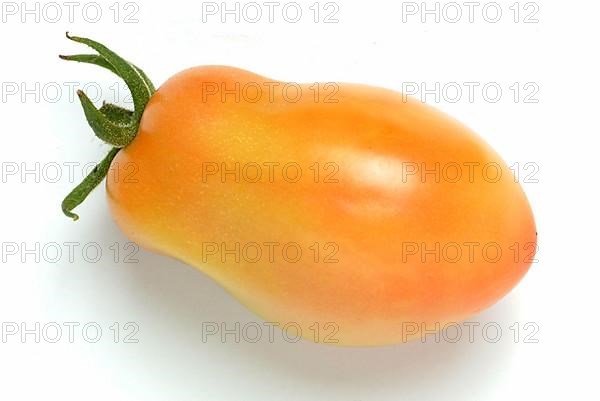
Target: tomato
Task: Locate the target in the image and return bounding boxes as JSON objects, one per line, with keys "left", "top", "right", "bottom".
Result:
{"left": 62, "top": 34, "right": 536, "bottom": 346}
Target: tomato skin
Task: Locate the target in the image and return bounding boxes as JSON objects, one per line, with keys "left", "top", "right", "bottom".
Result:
{"left": 107, "top": 66, "right": 536, "bottom": 346}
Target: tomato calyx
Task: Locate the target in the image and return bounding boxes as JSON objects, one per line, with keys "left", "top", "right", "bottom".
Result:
{"left": 60, "top": 33, "right": 156, "bottom": 221}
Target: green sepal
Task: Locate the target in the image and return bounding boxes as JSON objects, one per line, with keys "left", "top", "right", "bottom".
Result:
{"left": 59, "top": 54, "right": 156, "bottom": 93}
{"left": 64, "top": 32, "right": 154, "bottom": 122}
{"left": 61, "top": 147, "right": 120, "bottom": 221}
{"left": 60, "top": 33, "right": 156, "bottom": 220}
{"left": 76, "top": 90, "right": 137, "bottom": 147}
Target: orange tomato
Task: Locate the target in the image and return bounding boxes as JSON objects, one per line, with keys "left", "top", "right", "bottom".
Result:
{"left": 63, "top": 35, "right": 536, "bottom": 346}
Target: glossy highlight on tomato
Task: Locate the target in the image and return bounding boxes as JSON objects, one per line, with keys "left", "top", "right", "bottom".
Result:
{"left": 61, "top": 34, "right": 536, "bottom": 346}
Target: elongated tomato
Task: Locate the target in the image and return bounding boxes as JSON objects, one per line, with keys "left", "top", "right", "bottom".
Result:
{"left": 61, "top": 35, "right": 536, "bottom": 346}
{"left": 103, "top": 66, "right": 536, "bottom": 345}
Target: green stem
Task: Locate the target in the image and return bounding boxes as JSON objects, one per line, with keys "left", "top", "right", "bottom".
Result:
{"left": 60, "top": 33, "right": 156, "bottom": 220}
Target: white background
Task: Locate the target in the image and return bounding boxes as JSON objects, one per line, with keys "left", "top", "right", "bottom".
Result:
{"left": 0, "top": 0, "right": 598, "bottom": 400}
